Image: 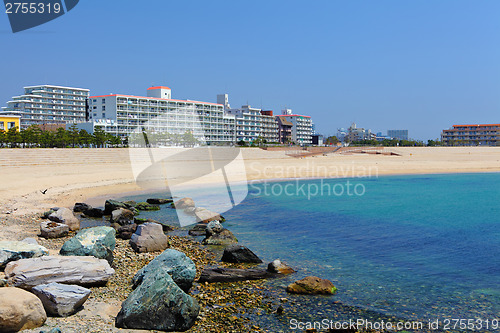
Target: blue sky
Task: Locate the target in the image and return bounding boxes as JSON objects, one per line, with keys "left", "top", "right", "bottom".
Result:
{"left": 1, "top": 0, "right": 499, "bottom": 140}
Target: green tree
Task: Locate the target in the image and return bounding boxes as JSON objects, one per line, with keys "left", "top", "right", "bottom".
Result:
{"left": 6, "top": 126, "right": 20, "bottom": 148}
{"left": 78, "top": 129, "right": 92, "bottom": 148}
{"left": 325, "top": 136, "right": 339, "bottom": 145}
{"left": 93, "top": 127, "right": 107, "bottom": 148}
{"left": 68, "top": 123, "right": 80, "bottom": 148}
{"left": 0, "top": 130, "right": 6, "bottom": 148}
{"left": 54, "top": 127, "right": 68, "bottom": 148}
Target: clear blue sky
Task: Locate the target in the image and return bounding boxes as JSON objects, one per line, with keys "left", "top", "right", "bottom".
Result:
{"left": 1, "top": 0, "right": 499, "bottom": 140}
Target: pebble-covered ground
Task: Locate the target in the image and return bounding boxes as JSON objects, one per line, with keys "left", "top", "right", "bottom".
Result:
{"left": 0, "top": 211, "right": 390, "bottom": 333}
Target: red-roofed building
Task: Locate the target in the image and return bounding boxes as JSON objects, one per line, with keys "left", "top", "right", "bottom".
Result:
{"left": 441, "top": 124, "right": 500, "bottom": 146}
{"left": 86, "top": 86, "right": 236, "bottom": 145}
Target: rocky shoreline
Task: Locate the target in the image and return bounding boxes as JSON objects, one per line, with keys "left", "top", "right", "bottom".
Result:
{"left": 1, "top": 197, "right": 355, "bottom": 333}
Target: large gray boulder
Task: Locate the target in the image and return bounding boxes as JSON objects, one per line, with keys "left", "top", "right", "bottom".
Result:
{"left": 0, "top": 240, "right": 49, "bottom": 269}
{"left": 0, "top": 287, "right": 46, "bottom": 331}
{"left": 110, "top": 208, "right": 135, "bottom": 226}
{"left": 202, "top": 221, "right": 237, "bottom": 246}
{"left": 40, "top": 221, "right": 69, "bottom": 239}
{"left": 115, "top": 266, "right": 199, "bottom": 331}
{"left": 48, "top": 207, "right": 80, "bottom": 231}
{"left": 130, "top": 223, "right": 168, "bottom": 253}
{"left": 221, "top": 244, "right": 262, "bottom": 263}
{"left": 132, "top": 249, "right": 196, "bottom": 292}
{"left": 59, "top": 226, "right": 116, "bottom": 264}
{"left": 4, "top": 256, "right": 114, "bottom": 290}
{"left": 32, "top": 283, "right": 91, "bottom": 317}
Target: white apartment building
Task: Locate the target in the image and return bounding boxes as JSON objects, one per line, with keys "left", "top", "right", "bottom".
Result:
{"left": 225, "top": 105, "right": 279, "bottom": 143}
{"left": 0, "top": 85, "right": 89, "bottom": 129}
{"left": 279, "top": 109, "right": 313, "bottom": 145}
{"left": 346, "top": 123, "right": 375, "bottom": 142}
{"left": 87, "top": 86, "right": 235, "bottom": 145}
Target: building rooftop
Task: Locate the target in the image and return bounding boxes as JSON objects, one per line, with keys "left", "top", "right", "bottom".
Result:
{"left": 147, "top": 86, "right": 171, "bottom": 90}
{"left": 89, "top": 94, "right": 223, "bottom": 106}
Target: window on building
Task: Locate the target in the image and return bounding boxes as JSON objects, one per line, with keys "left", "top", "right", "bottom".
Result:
{"left": 7, "top": 122, "right": 16, "bottom": 129}
{"left": 102, "top": 99, "right": 106, "bottom": 104}
{"left": 102, "top": 106, "right": 106, "bottom": 111}
{"left": 0, "top": 122, "right": 4, "bottom": 130}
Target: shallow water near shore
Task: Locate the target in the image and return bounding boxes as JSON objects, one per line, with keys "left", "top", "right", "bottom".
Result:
{"left": 115, "top": 173, "right": 500, "bottom": 332}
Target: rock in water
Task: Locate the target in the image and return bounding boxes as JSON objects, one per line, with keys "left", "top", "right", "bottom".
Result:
{"left": 286, "top": 276, "right": 337, "bottom": 295}
{"left": 132, "top": 249, "right": 196, "bottom": 292}
{"left": 59, "top": 226, "right": 116, "bottom": 264}
{"left": 82, "top": 208, "right": 105, "bottom": 218}
{"left": 201, "top": 221, "right": 237, "bottom": 246}
{"left": 0, "top": 287, "right": 46, "bottom": 331}
{"left": 115, "top": 266, "right": 199, "bottom": 331}
{"left": 104, "top": 199, "right": 131, "bottom": 215}
{"left": 198, "top": 267, "right": 275, "bottom": 283}
{"left": 4, "top": 256, "right": 114, "bottom": 290}
{"left": 135, "top": 202, "right": 160, "bottom": 211}
{"left": 73, "top": 203, "right": 92, "bottom": 213}
{"left": 267, "top": 259, "right": 295, "bottom": 274}
{"left": 172, "top": 197, "right": 195, "bottom": 209}
{"left": 130, "top": 223, "right": 168, "bottom": 253}
{"left": 110, "top": 208, "right": 135, "bottom": 226}
{"left": 194, "top": 208, "right": 221, "bottom": 223}
{"left": 146, "top": 198, "right": 173, "bottom": 205}
{"left": 188, "top": 223, "right": 207, "bottom": 236}
{"left": 0, "top": 240, "right": 49, "bottom": 269}
{"left": 221, "top": 244, "right": 262, "bottom": 263}
{"left": 48, "top": 207, "right": 80, "bottom": 231}
{"left": 40, "top": 221, "right": 69, "bottom": 239}
{"left": 32, "top": 283, "right": 91, "bottom": 317}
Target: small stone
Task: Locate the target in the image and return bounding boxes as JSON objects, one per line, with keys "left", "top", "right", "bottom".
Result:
{"left": 40, "top": 221, "right": 69, "bottom": 239}
{"left": 286, "top": 276, "right": 337, "bottom": 295}
{"left": 48, "top": 207, "right": 80, "bottom": 231}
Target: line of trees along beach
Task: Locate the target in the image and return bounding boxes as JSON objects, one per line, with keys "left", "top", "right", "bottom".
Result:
{"left": 0, "top": 124, "right": 121, "bottom": 148}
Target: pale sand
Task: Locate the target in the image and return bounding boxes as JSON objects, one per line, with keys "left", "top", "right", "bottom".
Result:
{"left": 0, "top": 147, "right": 499, "bottom": 218}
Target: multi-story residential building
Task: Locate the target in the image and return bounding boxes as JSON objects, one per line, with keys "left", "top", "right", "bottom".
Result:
{"left": 387, "top": 129, "right": 408, "bottom": 141}
{"left": 345, "top": 123, "right": 375, "bottom": 142}
{"left": 0, "top": 85, "right": 89, "bottom": 129}
{"left": 278, "top": 109, "right": 313, "bottom": 145}
{"left": 276, "top": 116, "right": 293, "bottom": 144}
{"left": 226, "top": 105, "right": 279, "bottom": 143}
{"left": 441, "top": 124, "right": 500, "bottom": 146}
{"left": 86, "top": 86, "right": 235, "bottom": 145}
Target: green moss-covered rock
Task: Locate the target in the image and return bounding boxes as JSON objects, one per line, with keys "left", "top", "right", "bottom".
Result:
{"left": 135, "top": 202, "right": 160, "bottom": 211}
{"left": 115, "top": 266, "right": 199, "bottom": 331}
{"left": 59, "top": 227, "right": 116, "bottom": 264}
{"left": 132, "top": 249, "right": 196, "bottom": 292}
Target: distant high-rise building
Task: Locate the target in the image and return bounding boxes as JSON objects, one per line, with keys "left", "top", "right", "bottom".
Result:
{"left": 387, "top": 129, "right": 409, "bottom": 140}
{"left": 346, "top": 123, "right": 375, "bottom": 142}
{"left": 217, "top": 94, "right": 230, "bottom": 110}
{"left": 0, "top": 84, "right": 89, "bottom": 129}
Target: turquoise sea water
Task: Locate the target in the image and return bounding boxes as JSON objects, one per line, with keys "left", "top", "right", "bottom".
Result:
{"left": 119, "top": 173, "right": 500, "bottom": 332}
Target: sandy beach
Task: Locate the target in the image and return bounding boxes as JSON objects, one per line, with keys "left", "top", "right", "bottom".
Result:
{"left": 1, "top": 146, "right": 500, "bottom": 218}
{"left": 1, "top": 146, "right": 499, "bottom": 332}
